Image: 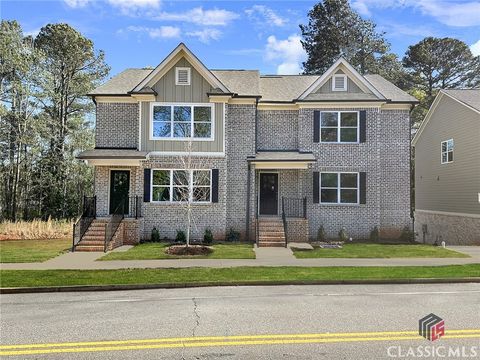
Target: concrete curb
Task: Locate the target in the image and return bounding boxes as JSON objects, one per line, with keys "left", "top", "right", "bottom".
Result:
{"left": 2, "top": 277, "right": 480, "bottom": 294}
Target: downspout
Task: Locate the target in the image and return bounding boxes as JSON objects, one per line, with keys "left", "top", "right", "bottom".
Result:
{"left": 409, "top": 103, "right": 415, "bottom": 240}
{"left": 246, "top": 98, "right": 259, "bottom": 242}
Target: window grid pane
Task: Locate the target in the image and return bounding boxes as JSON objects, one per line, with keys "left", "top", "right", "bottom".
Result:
{"left": 320, "top": 112, "right": 359, "bottom": 143}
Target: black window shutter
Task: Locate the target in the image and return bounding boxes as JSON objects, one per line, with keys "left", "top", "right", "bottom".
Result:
{"left": 359, "top": 111, "right": 366, "bottom": 143}
{"left": 313, "top": 171, "right": 320, "bottom": 203}
{"left": 211, "top": 169, "right": 219, "bottom": 203}
{"left": 143, "top": 168, "right": 151, "bottom": 202}
{"left": 313, "top": 111, "right": 320, "bottom": 143}
{"left": 359, "top": 172, "right": 366, "bottom": 204}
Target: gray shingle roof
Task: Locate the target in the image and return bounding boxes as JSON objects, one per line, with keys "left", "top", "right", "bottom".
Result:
{"left": 259, "top": 75, "right": 319, "bottom": 102}
{"left": 364, "top": 74, "right": 418, "bottom": 102}
{"left": 212, "top": 70, "right": 260, "bottom": 96}
{"left": 89, "top": 67, "right": 417, "bottom": 103}
{"left": 442, "top": 89, "right": 480, "bottom": 112}
{"left": 89, "top": 69, "right": 151, "bottom": 95}
{"left": 77, "top": 149, "right": 148, "bottom": 159}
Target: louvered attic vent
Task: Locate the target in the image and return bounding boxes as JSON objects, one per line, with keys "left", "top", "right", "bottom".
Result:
{"left": 332, "top": 74, "right": 347, "bottom": 91}
{"left": 175, "top": 67, "right": 191, "bottom": 85}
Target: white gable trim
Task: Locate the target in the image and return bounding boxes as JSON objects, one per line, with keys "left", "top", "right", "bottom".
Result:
{"left": 412, "top": 92, "right": 444, "bottom": 146}
{"left": 132, "top": 43, "right": 229, "bottom": 93}
{"left": 297, "top": 58, "right": 385, "bottom": 100}
{"left": 412, "top": 90, "right": 480, "bottom": 146}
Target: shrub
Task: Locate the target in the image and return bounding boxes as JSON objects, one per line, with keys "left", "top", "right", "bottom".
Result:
{"left": 338, "top": 227, "right": 349, "bottom": 242}
{"left": 399, "top": 226, "right": 414, "bottom": 243}
{"left": 226, "top": 228, "right": 240, "bottom": 242}
{"left": 317, "top": 225, "right": 327, "bottom": 242}
{"left": 151, "top": 227, "right": 160, "bottom": 242}
{"left": 203, "top": 229, "right": 213, "bottom": 244}
{"left": 369, "top": 226, "right": 379, "bottom": 242}
{"left": 176, "top": 230, "right": 186, "bottom": 243}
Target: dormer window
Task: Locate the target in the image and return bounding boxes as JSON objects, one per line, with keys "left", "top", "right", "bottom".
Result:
{"left": 175, "top": 67, "right": 191, "bottom": 86}
{"left": 332, "top": 74, "right": 347, "bottom": 91}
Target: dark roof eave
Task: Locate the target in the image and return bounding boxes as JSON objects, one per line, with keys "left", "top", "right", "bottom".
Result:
{"left": 246, "top": 158, "right": 317, "bottom": 162}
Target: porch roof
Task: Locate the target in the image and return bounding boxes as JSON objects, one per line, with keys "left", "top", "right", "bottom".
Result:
{"left": 77, "top": 149, "right": 147, "bottom": 166}
{"left": 247, "top": 151, "right": 316, "bottom": 169}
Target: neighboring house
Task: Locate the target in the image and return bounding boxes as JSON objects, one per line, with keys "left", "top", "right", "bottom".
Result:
{"left": 413, "top": 89, "right": 480, "bottom": 245}
{"left": 74, "top": 43, "right": 417, "bottom": 251}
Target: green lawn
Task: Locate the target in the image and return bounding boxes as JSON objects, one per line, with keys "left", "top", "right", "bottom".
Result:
{"left": 1, "top": 264, "right": 479, "bottom": 288}
{"left": 293, "top": 244, "right": 469, "bottom": 259}
{"left": 99, "top": 242, "right": 255, "bottom": 261}
{"left": 0, "top": 239, "right": 71, "bottom": 263}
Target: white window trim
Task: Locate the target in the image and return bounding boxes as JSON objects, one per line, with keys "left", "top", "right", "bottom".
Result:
{"left": 332, "top": 74, "right": 348, "bottom": 91}
{"left": 320, "top": 111, "right": 359, "bottom": 144}
{"left": 150, "top": 102, "right": 215, "bottom": 142}
{"left": 441, "top": 139, "right": 454, "bottom": 164}
{"left": 175, "top": 67, "right": 191, "bottom": 86}
{"left": 320, "top": 172, "right": 359, "bottom": 205}
{"left": 151, "top": 169, "right": 212, "bottom": 204}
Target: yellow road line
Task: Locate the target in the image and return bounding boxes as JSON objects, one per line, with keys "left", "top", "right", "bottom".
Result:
{"left": 0, "top": 332, "right": 479, "bottom": 356}
{"left": 1, "top": 329, "right": 479, "bottom": 350}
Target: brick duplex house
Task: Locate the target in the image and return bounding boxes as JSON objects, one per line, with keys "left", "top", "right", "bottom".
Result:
{"left": 74, "top": 43, "right": 417, "bottom": 251}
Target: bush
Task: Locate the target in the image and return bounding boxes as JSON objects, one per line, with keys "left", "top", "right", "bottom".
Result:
{"left": 317, "top": 225, "right": 327, "bottom": 242}
{"left": 399, "top": 226, "right": 414, "bottom": 243}
{"left": 338, "top": 227, "right": 349, "bottom": 242}
{"left": 151, "top": 227, "right": 160, "bottom": 242}
{"left": 226, "top": 228, "right": 240, "bottom": 242}
{"left": 176, "top": 230, "right": 186, "bottom": 243}
{"left": 369, "top": 226, "right": 379, "bottom": 242}
{"left": 203, "top": 229, "right": 213, "bottom": 244}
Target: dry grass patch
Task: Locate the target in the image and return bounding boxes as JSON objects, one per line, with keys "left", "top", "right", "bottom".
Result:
{"left": 0, "top": 218, "right": 72, "bottom": 240}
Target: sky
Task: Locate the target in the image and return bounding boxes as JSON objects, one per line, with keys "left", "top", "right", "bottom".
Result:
{"left": 2, "top": 0, "right": 480, "bottom": 78}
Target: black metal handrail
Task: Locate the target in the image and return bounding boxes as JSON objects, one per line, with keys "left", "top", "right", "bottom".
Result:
{"left": 282, "top": 197, "right": 307, "bottom": 218}
{"left": 126, "top": 196, "right": 142, "bottom": 219}
{"left": 104, "top": 201, "right": 124, "bottom": 252}
{"left": 281, "top": 197, "right": 288, "bottom": 248}
{"left": 72, "top": 196, "right": 96, "bottom": 252}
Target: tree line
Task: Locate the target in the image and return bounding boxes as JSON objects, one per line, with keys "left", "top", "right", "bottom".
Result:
{"left": 0, "top": 21, "right": 109, "bottom": 221}
{"left": 300, "top": 0, "right": 480, "bottom": 125}
{"left": 1, "top": 0, "right": 479, "bottom": 221}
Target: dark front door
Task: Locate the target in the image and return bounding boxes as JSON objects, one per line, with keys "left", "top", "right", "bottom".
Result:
{"left": 259, "top": 173, "right": 279, "bottom": 215}
{"left": 109, "top": 170, "right": 130, "bottom": 215}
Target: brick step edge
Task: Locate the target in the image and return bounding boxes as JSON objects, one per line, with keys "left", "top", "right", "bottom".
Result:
{"left": 3, "top": 278, "right": 480, "bottom": 294}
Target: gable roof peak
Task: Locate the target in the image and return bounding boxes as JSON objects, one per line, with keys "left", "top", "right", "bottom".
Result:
{"left": 132, "top": 42, "right": 229, "bottom": 93}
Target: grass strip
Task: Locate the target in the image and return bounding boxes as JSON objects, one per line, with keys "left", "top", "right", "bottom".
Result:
{"left": 1, "top": 264, "right": 479, "bottom": 288}
{"left": 293, "top": 244, "right": 469, "bottom": 259}
{"left": 99, "top": 243, "right": 255, "bottom": 261}
{"left": 0, "top": 239, "right": 71, "bottom": 263}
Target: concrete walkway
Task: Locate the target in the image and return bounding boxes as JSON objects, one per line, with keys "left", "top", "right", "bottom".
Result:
{"left": 1, "top": 246, "right": 479, "bottom": 270}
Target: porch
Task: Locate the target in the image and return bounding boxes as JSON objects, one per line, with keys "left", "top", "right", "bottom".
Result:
{"left": 247, "top": 151, "right": 315, "bottom": 246}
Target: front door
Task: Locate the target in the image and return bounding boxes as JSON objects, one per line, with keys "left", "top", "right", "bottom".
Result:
{"left": 259, "top": 173, "right": 279, "bottom": 215}
{"left": 109, "top": 170, "right": 130, "bottom": 215}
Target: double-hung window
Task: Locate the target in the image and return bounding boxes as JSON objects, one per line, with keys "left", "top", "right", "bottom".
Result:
{"left": 441, "top": 139, "right": 454, "bottom": 164}
{"left": 152, "top": 104, "right": 213, "bottom": 139}
{"left": 151, "top": 169, "right": 211, "bottom": 203}
{"left": 320, "top": 111, "right": 359, "bottom": 143}
{"left": 320, "top": 172, "right": 359, "bottom": 204}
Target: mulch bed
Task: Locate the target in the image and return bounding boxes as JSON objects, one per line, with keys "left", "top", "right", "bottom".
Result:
{"left": 165, "top": 245, "right": 213, "bottom": 256}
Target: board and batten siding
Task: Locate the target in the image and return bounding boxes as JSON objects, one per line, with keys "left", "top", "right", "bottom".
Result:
{"left": 415, "top": 95, "right": 480, "bottom": 214}
{"left": 140, "top": 57, "right": 223, "bottom": 153}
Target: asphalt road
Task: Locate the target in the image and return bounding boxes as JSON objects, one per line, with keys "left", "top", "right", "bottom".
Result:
{"left": 1, "top": 283, "right": 479, "bottom": 359}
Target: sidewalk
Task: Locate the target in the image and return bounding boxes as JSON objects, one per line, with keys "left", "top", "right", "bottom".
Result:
{"left": 1, "top": 246, "right": 479, "bottom": 270}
